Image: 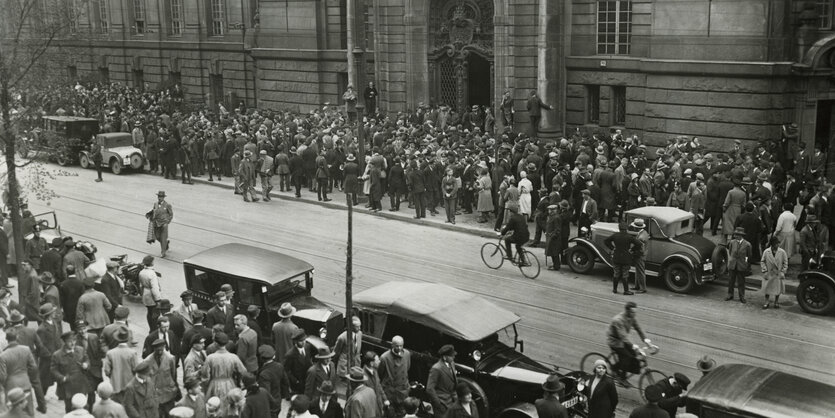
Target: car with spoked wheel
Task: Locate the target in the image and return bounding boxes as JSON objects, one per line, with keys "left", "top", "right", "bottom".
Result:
{"left": 17, "top": 116, "right": 99, "bottom": 165}
{"left": 352, "top": 281, "right": 590, "bottom": 418}
{"left": 565, "top": 207, "right": 727, "bottom": 293}
{"left": 79, "top": 133, "right": 145, "bottom": 174}
{"left": 796, "top": 252, "right": 835, "bottom": 315}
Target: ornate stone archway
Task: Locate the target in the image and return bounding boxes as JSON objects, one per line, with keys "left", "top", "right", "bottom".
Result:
{"left": 427, "top": 0, "right": 494, "bottom": 113}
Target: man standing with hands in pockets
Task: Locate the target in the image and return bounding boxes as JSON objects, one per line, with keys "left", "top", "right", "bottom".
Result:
{"left": 726, "top": 227, "right": 752, "bottom": 304}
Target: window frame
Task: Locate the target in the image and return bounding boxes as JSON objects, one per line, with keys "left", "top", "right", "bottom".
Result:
{"left": 587, "top": 85, "right": 600, "bottom": 125}
{"left": 597, "top": 0, "right": 632, "bottom": 55}
{"left": 132, "top": 0, "right": 146, "bottom": 35}
{"left": 210, "top": 0, "right": 225, "bottom": 37}
{"left": 611, "top": 85, "right": 627, "bottom": 126}
{"left": 170, "top": 0, "right": 183, "bottom": 35}
{"left": 818, "top": 0, "right": 833, "bottom": 30}
{"left": 97, "top": 0, "right": 109, "bottom": 34}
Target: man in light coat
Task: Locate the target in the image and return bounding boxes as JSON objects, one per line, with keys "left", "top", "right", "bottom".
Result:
{"left": 143, "top": 339, "right": 179, "bottom": 416}
{"left": 76, "top": 276, "right": 112, "bottom": 331}
{"left": 139, "top": 255, "right": 162, "bottom": 329}
{"left": 344, "top": 366, "right": 379, "bottom": 418}
{"left": 103, "top": 325, "right": 140, "bottom": 404}
{"left": 234, "top": 314, "right": 259, "bottom": 372}
{"left": 0, "top": 330, "right": 46, "bottom": 415}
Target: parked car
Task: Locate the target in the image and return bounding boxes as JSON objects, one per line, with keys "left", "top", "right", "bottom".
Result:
{"left": 22, "top": 211, "right": 62, "bottom": 242}
{"left": 685, "top": 363, "right": 835, "bottom": 417}
{"left": 796, "top": 252, "right": 835, "bottom": 315}
{"left": 79, "top": 133, "right": 144, "bottom": 174}
{"left": 352, "top": 281, "right": 589, "bottom": 418}
{"left": 566, "top": 207, "right": 727, "bottom": 293}
{"left": 18, "top": 116, "right": 99, "bottom": 165}
{"left": 183, "top": 243, "right": 343, "bottom": 347}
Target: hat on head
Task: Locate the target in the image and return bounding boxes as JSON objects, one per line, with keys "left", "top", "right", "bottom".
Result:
{"left": 114, "top": 305, "right": 130, "bottom": 319}
{"left": 157, "top": 299, "right": 172, "bottom": 311}
{"left": 97, "top": 381, "right": 114, "bottom": 399}
{"left": 645, "top": 385, "right": 663, "bottom": 403}
{"left": 684, "top": 168, "right": 693, "bottom": 175}
{"left": 346, "top": 153, "right": 356, "bottom": 161}
{"left": 76, "top": 319, "right": 88, "bottom": 328}
{"left": 168, "top": 407, "right": 195, "bottom": 418}
{"left": 71, "top": 394, "right": 87, "bottom": 409}
{"left": 113, "top": 325, "right": 131, "bottom": 344}
{"left": 673, "top": 372, "right": 691, "bottom": 390}
{"left": 157, "top": 191, "right": 166, "bottom": 197}
{"left": 630, "top": 173, "right": 639, "bottom": 180}
{"left": 64, "top": 238, "right": 75, "bottom": 247}
{"left": 315, "top": 347, "right": 335, "bottom": 359}
{"left": 142, "top": 255, "right": 154, "bottom": 266}
{"left": 630, "top": 219, "right": 646, "bottom": 229}
{"left": 346, "top": 366, "right": 365, "bottom": 382}
{"left": 646, "top": 197, "right": 657, "bottom": 205}
{"left": 581, "top": 189, "right": 591, "bottom": 195}
{"left": 134, "top": 361, "right": 151, "bottom": 374}
{"left": 9, "top": 310, "right": 25, "bottom": 324}
{"left": 39, "top": 273, "right": 56, "bottom": 285}
{"left": 244, "top": 150, "right": 253, "bottom": 157}
{"left": 260, "top": 150, "right": 267, "bottom": 155}
{"left": 696, "top": 173, "right": 704, "bottom": 180}
{"left": 220, "top": 284, "right": 233, "bottom": 292}
{"left": 733, "top": 227, "right": 746, "bottom": 236}
{"left": 291, "top": 328, "right": 308, "bottom": 341}
{"left": 757, "top": 171, "right": 768, "bottom": 181}
{"left": 807, "top": 214, "right": 819, "bottom": 223}
{"left": 215, "top": 332, "right": 229, "bottom": 345}
{"left": 593, "top": 359, "right": 608, "bottom": 371}
{"left": 438, "top": 344, "right": 456, "bottom": 357}
{"left": 151, "top": 338, "right": 166, "bottom": 348}
{"left": 242, "top": 372, "right": 258, "bottom": 388}
{"left": 157, "top": 315, "right": 170, "bottom": 325}
{"left": 278, "top": 302, "right": 296, "bottom": 318}
{"left": 6, "top": 387, "right": 27, "bottom": 406}
{"left": 82, "top": 275, "right": 97, "bottom": 287}
{"left": 318, "top": 380, "right": 336, "bottom": 395}
{"left": 39, "top": 303, "right": 57, "bottom": 318}
{"left": 247, "top": 305, "right": 260, "bottom": 315}
{"left": 559, "top": 200, "right": 570, "bottom": 209}
{"left": 258, "top": 344, "right": 276, "bottom": 359}
{"left": 547, "top": 204, "right": 558, "bottom": 211}
{"left": 51, "top": 237, "right": 63, "bottom": 247}
{"left": 291, "top": 395, "right": 311, "bottom": 413}
{"left": 542, "top": 374, "right": 565, "bottom": 393}
{"left": 697, "top": 355, "right": 716, "bottom": 373}
{"left": 180, "top": 291, "right": 192, "bottom": 299}
{"left": 191, "top": 335, "right": 206, "bottom": 347}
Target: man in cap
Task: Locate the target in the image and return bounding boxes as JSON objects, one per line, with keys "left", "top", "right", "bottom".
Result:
{"left": 93, "top": 381, "right": 129, "bottom": 417}
{"left": 271, "top": 302, "right": 299, "bottom": 362}
{"left": 41, "top": 237, "right": 66, "bottom": 283}
{"left": 629, "top": 385, "right": 666, "bottom": 418}
{"left": 183, "top": 335, "right": 208, "bottom": 383}
{"left": 24, "top": 224, "right": 48, "bottom": 272}
{"left": 76, "top": 275, "right": 112, "bottom": 331}
{"left": 535, "top": 374, "right": 569, "bottom": 418}
{"left": 653, "top": 372, "right": 691, "bottom": 417}
{"left": 578, "top": 189, "right": 599, "bottom": 238}
{"left": 143, "top": 337, "right": 179, "bottom": 416}
{"left": 345, "top": 366, "right": 378, "bottom": 418}
{"left": 607, "top": 302, "right": 651, "bottom": 380}
{"left": 257, "top": 344, "right": 290, "bottom": 417}
{"left": 139, "top": 255, "right": 162, "bottom": 329}
{"left": 180, "top": 311, "right": 212, "bottom": 366}
{"left": 103, "top": 325, "right": 140, "bottom": 404}
{"left": 0, "top": 329, "right": 46, "bottom": 414}
{"left": 51, "top": 329, "right": 93, "bottom": 413}
{"left": 426, "top": 344, "right": 458, "bottom": 416}
{"left": 205, "top": 291, "right": 234, "bottom": 335}
{"left": 725, "top": 227, "right": 752, "bottom": 303}
{"left": 98, "top": 260, "right": 123, "bottom": 322}
{"left": 584, "top": 359, "right": 618, "bottom": 418}
{"left": 245, "top": 305, "right": 263, "bottom": 344}
{"left": 36, "top": 303, "right": 61, "bottom": 396}
{"left": 122, "top": 361, "right": 160, "bottom": 418}
{"left": 284, "top": 329, "right": 313, "bottom": 395}
{"left": 175, "top": 377, "right": 205, "bottom": 418}
{"left": 604, "top": 223, "right": 641, "bottom": 295}
{"left": 304, "top": 347, "right": 337, "bottom": 400}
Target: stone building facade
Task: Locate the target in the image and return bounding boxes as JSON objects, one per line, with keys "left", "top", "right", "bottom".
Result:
{"left": 19, "top": 0, "right": 835, "bottom": 154}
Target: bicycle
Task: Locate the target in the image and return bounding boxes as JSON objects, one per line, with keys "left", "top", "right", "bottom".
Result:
{"left": 481, "top": 234, "right": 541, "bottom": 279}
{"left": 580, "top": 343, "right": 666, "bottom": 401}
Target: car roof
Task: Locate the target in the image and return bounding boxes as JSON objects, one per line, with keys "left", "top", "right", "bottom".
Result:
{"left": 97, "top": 133, "right": 132, "bottom": 138}
{"left": 353, "top": 281, "right": 520, "bottom": 341}
{"left": 43, "top": 116, "right": 98, "bottom": 122}
{"left": 183, "top": 243, "right": 314, "bottom": 285}
{"left": 687, "top": 364, "right": 835, "bottom": 417}
{"left": 627, "top": 206, "right": 693, "bottom": 224}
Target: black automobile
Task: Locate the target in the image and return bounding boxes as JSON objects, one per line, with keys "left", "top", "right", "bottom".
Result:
{"left": 18, "top": 116, "right": 99, "bottom": 165}
{"left": 183, "top": 243, "right": 344, "bottom": 347}
{"left": 353, "top": 281, "right": 588, "bottom": 418}
{"left": 796, "top": 252, "right": 835, "bottom": 315}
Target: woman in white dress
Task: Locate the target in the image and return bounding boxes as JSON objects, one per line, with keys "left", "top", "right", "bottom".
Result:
{"left": 518, "top": 171, "right": 532, "bottom": 221}
{"left": 774, "top": 202, "right": 797, "bottom": 259}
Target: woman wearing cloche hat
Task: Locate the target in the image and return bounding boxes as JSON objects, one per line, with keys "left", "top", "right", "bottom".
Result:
{"left": 582, "top": 359, "right": 618, "bottom": 418}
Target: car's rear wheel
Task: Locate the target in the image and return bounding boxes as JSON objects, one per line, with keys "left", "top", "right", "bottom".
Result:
{"left": 797, "top": 278, "right": 835, "bottom": 315}
{"left": 458, "top": 377, "right": 489, "bottom": 418}
{"left": 129, "top": 153, "right": 144, "bottom": 170}
{"left": 111, "top": 159, "right": 123, "bottom": 175}
{"left": 663, "top": 261, "right": 695, "bottom": 293}
{"left": 79, "top": 153, "right": 90, "bottom": 169}
{"left": 711, "top": 245, "right": 729, "bottom": 279}
{"left": 567, "top": 245, "right": 595, "bottom": 274}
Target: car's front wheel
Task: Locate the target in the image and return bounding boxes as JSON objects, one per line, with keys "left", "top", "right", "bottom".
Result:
{"left": 78, "top": 153, "right": 90, "bottom": 169}
{"left": 797, "top": 278, "right": 835, "bottom": 315}
{"left": 664, "top": 261, "right": 695, "bottom": 293}
{"left": 111, "top": 159, "right": 123, "bottom": 175}
{"left": 567, "top": 246, "right": 595, "bottom": 274}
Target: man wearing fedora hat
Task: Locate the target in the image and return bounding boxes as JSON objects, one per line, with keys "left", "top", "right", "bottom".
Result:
{"left": 1, "top": 387, "right": 31, "bottom": 417}
{"left": 426, "top": 344, "right": 458, "bottom": 416}
{"left": 345, "top": 366, "right": 378, "bottom": 418}
{"left": 726, "top": 227, "right": 752, "bottom": 304}
{"left": 696, "top": 355, "right": 716, "bottom": 376}
{"left": 40, "top": 237, "right": 65, "bottom": 283}
{"left": 654, "top": 373, "right": 691, "bottom": 417}
{"left": 629, "top": 219, "right": 649, "bottom": 293}
{"left": 535, "top": 374, "right": 569, "bottom": 418}
{"left": 309, "top": 379, "right": 343, "bottom": 418}
{"left": 284, "top": 329, "right": 314, "bottom": 395}
{"left": 799, "top": 214, "right": 828, "bottom": 271}
{"left": 271, "top": 302, "right": 299, "bottom": 362}
{"left": 304, "top": 347, "right": 337, "bottom": 400}
{"left": 150, "top": 191, "right": 173, "bottom": 258}
{"left": 104, "top": 325, "right": 140, "bottom": 404}
{"left": 51, "top": 330, "right": 93, "bottom": 413}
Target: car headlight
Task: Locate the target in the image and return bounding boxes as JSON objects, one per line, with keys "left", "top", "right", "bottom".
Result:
{"left": 576, "top": 382, "right": 585, "bottom": 391}
{"left": 319, "top": 327, "right": 327, "bottom": 339}
{"left": 471, "top": 350, "right": 482, "bottom": 362}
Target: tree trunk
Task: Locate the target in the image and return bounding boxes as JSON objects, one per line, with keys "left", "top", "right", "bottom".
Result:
{"left": 0, "top": 80, "right": 25, "bottom": 280}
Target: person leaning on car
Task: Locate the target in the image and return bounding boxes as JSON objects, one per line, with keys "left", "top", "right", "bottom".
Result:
{"left": 426, "top": 344, "right": 458, "bottom": 416}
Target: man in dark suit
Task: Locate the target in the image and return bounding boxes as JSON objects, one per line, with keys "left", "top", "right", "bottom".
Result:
{"left": 289, "top": 147, "right": 306, "bottom": 197}
{"left": 41, "top": 238, "right": 65, "bottom": 283}
{"left": 204, "top": 291, "right": 234, "bottom": 335}
{"left": 142, "top": 315, "right": 180, "bottom": 364}
{"left": 58, "top": 270, "right": 85, "bottom": 328}
{"left": 257, "top": 345, "right": 290, "bottom": 418}
{"left": 309, "top": 380, "right": 343, "bottom": 418}
{"left": 36, "top": 303, "right": 62, "bottom": 398}
{"left": 122, "top": 361, "right": 159, "bottom": 418}
{"left": 526, "top": 90, "right": 552, "bottom": 140}
{"left": 577, "top": 189, "right": 599, "bottom": 237}
{"left": 304, "top": 347, "right": 337, "bottom": 400}
{"left": 97, "top": 261, "right": 123, "bottom": 322}
{"left": 426, "top": 344, "right": 457, "bottom": 417}
{"left": 783, "top": 171, "right": 800, "bottom": 207}
{"left": 654, "top": 373, "right": 690, "bottom": 417}
{"left": 0, "top": 330, "right": 46, "bottom": 415}
{"left": 535, "top": 374, "right": 569, "bottom": 418}
{"left": 725, "top": 227, "right": 752, "bottom": 304}
{"left": 283, "top": 330, "right": 313, "bottom": 395}
{"left": 501, "top": 206, "right": 531, "bottom": 265}
{"left": 388, "top": 157, "right": 407, "bottom": 211}
{"left": 584, "top": 360, "right": 618, "bottom": 418}
{"left": 604, "top": 223, "right": 641, "bottom": 295}
{"left": 159, "top": 299, "right": 186, "bottom": 344}
{"left": 408, "top": 160, "right": 426, "bottom": 219}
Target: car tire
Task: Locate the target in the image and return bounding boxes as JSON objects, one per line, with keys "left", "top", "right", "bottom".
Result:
{"left": 130, "top": 153, "right": 144, "bottom": 170}
{"left": 797, "top": 278, "right": 835, "bottom": 315}
{"left": 111, "top": 159, "right": 123, "bottom": 175}
{"left": 567, "top": 246, "right": 595, "bottom": 274}
{"left": 663, "top": 261, "right": 695, "bottom": 293}
{"left": 458, "top": 377, "right": 489, "bottom": 418}
{"left": 78, "top": 153, "right": 90, "bottom": 169}
{"left": 55, "top": 152, "right": 69, "bottom": 166}
{"left": 711, "top": 245, "right": 729, "bottom": 279}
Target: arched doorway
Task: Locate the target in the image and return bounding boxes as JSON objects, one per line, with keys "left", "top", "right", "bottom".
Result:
{"left": 427, "top": 0, "right": 493, "bottom": 113}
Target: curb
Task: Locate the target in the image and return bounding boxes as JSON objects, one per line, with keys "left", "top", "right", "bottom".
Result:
{"left": 711, "top": 275, "right": 799, "bottom": 296}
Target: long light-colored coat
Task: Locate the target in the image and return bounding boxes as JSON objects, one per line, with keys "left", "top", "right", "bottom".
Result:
{"left": 761, "top": 246, "right": 788, "bottom": 296}
{"left": 722, "top": 187, "right": 747, "bottom": 235}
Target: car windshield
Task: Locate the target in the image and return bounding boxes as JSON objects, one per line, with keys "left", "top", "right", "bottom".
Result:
{"left": 102, "top": 135, "right": 133, "bottom": 148}
{"left": 479, "top": 324, "right": 518, "bottom": 356}
{"left": 266, "top": 276, "right": 310, "bottom": 306}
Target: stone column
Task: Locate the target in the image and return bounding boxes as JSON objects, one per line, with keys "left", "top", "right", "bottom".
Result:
{"left": 404, "top": 0, "right": 429, "bottom": 108}
{"left": 493, "top": 0, "right": 514, "bottom": 131}
{"left": 537, "top": 0, "right": 561, "bottom": 135}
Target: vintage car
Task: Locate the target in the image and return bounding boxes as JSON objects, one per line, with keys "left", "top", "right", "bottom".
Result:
{"left": 796, "top": 252, "right": 835, "bottom": 315}
{"left": 353, "top": 281, "right": 589, "bottom": 418}
{"left": 18, "top": 116, "right": 99, "bottom": 165}
{"left": 685, "top": 363, "right": 835, "bottom": 417}
{"left": 566, "top": 207, "right": 726, "bottom": 293}
{"left": 183, "top": 243, "right": 343, "bottom": 347}
{"left": 22, "top": 211, "right": 62, "bottom": 242}
{"left": 79, "top": 133, "right": 144, "bottom": 174}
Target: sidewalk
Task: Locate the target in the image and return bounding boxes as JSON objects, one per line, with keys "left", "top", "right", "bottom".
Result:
{"left": 166, "top": 172, "right": 798, "bottom": 295}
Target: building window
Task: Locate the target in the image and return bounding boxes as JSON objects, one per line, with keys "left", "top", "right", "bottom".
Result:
{"left": 68, "top": 0, "right": 78, "bottom": 34}
{"left": 133, "top": 70, "right": 145, "bottom": 92}
{"left": 67, "top": 66, "right": 77, "bottom": 81}
{"left": 612, "top": 86, "right": 626, "bottom": 126}
{"left": 98, "top": 0, "right": 109, "bottom": 33}
{"left": 818, "top": 0, "right": 833, "bottom": 29}
{"left": 587, "top": 85, "right": 600, "bottom": 124}
{"left": 170, "top": 0, "right": 183, "bottom": 35}
{"left": 597, "top": 1, "right": 632, "bottom": 55}
{"left": 133, "top": 0, "right": 146, "bottom": 34}
{"left": 211, "top": 0, "right": 225, "bottom": 36}
{"left": 100, "top": 67, "right": 110, "bottom": 83}
{"left": 169, "top": 71, "right": 181, "bottom": 85}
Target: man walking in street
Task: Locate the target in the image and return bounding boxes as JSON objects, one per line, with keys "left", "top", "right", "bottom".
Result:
{"left": 271, "top": 302, "right": 299, "bottom": 363}
{"left": 149, "top": 191, "right": 173, "bottom": 258}
{"left": 604, "top": 223, "right": 640, "bottom": 295}
{"left": 725, "top": 227, "right": 752, "bottom": 304}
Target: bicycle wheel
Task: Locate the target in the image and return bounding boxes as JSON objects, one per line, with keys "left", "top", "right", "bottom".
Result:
{"left": 638, "top": 369, "right": 668, "bottom": 401}
{"left": 580, "top": 352, "right": 611, "bottom": 374}
{"left": 480, "top": 242, "right": 505, "bottom": 269}
{"left": 518, "top": 249, "right": 541, "bottom": 279}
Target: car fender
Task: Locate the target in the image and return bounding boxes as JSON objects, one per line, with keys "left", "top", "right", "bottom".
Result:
{"left": 567, "top": 238, "right": 611, "bottom": 267}
{"left": 662, "top": 253, "right": 695, "bottom": 270}
{"left": 798, "top": 270, "right": 835, "bottom": 288}
{"left": 497, "top": 402, "right": 538, "bottom": 418}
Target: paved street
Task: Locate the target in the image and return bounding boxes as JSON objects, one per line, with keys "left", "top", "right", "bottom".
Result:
{"left": 23, "top": 167, "right": 835, "bottom": 417}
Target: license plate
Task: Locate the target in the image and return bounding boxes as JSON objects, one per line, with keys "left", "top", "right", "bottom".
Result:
{"left": 703, "top": 262, "right": 712, "bottom": 271}
{"left": 562, "top": 396, "right": 580, "bottom": 408}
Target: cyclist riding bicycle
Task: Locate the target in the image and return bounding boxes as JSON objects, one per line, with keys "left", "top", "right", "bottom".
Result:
{"left": 501, "top": 206, "right": 530, "bottom": 265}
{"left": 607, "top": 301, "right": 652, "bottom": 379}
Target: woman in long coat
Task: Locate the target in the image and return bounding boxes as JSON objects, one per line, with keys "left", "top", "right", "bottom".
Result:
{"left": 722, "top": 183, "right": 747, "bottom": 238}
{"left": 343, "top": 154, "right": 360, "bottom": 205}
{"left": 369, "top": 162, "right": 383, "bottom": 211}
{"left": 518, "top": 171, "right": 533, "bottom": 220}
{"left": 760, "top": 236, "right": 788, "bottom": 309}
{"left": 202, "top": 335, "right": 248, "bottom": 399}
{"left": 475, "top": 168, "right": 494, "bottom": 222}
